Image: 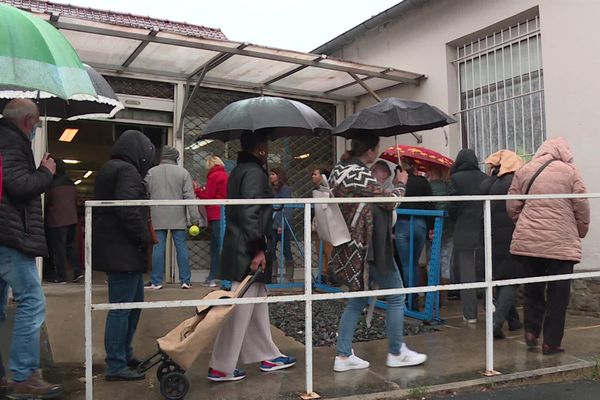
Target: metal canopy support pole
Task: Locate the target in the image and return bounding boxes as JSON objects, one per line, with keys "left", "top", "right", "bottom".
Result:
{"left": 122, "top": 28, "right": 159, "bottom": 67}
{"left": 348, "top": 72, "right": 423, "bottom": 143}
{"left": 262, "top": 55, "right": 323, "bottom": 86}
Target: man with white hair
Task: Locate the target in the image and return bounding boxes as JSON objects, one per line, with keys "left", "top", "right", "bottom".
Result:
{"left": 0, "top": 99, "right": 63, "bottom": 398}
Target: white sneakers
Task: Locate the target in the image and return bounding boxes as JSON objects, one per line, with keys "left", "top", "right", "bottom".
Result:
{"left": 334, "top": 345, "right": 427, "bottom": 372}
{"left": 333, "top": 351, "right": 370, "bottom": 372}
{"left": 386, "top": 343, "right": 427, "bottom": 368}
{"left": 463, "top": 316, "right": 477, "bottom": 324}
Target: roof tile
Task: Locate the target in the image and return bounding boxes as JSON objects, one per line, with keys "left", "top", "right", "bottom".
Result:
{"left": 2, "top": 0, "right": 228, "bottom": 40}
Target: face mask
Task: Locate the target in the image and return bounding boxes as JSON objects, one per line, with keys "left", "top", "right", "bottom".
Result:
{"left": 29, "top": 126, "right": 37, "bottom": 141}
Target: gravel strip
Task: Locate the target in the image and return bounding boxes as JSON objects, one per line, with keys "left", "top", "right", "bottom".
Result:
{"left": 269, "top": 300, "right": 439, "bottom": 346}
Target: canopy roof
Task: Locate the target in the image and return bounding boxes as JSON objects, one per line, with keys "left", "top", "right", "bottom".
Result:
{"left": 28, "top": 12, "right": 426, "bottom": 102}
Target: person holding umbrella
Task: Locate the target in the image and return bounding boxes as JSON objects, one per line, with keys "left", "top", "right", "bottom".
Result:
{"left": 330, "top": 131, "right": 427, "bottom": 372}
{"left": 208, "top": 131, "right": 296, "bottom": 382}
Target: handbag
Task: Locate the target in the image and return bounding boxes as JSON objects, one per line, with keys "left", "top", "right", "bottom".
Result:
{"left": 312, "top": 167, "right": 365, "bottom": 247}
{"left": 525, "top": 159, "right": 555, "bottom": 195}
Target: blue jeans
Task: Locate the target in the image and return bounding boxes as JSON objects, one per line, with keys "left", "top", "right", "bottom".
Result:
{"left": 105, "top": 272, "right": 144, "bottom": 375}
{"left": 151, "top": 230, "right": 191, "bottom": 285}
{"left": 337, "top": 265, "right": 405, "bottom": 356}
{"left": 208, "top": 221, "right": 222, "bottom": 281}
{"left": 396, "top": 217, "right": 428, "bottom": 288}
{"left": 0, "top": 278, "right": 8, "bottom": 379}
{"left": 0, "top": 245, "right": 46, "bottom": 381}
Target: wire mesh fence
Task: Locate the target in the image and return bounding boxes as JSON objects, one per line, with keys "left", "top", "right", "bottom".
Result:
{"left": 182, "top": 87, "right": 337, "bottom": 279}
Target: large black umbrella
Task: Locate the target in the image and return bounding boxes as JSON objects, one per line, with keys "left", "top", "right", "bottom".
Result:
{"left": 0, "top": 64, "right": 123, "bottom": 120}
{"left": 332, "top": 98, "right": 455, "bottom": 138}
{"left": 197, "top": 96, "right": 332, "bottom": 142}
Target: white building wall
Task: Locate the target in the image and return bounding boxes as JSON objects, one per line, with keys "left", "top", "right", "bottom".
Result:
{"left": 329, "top": 0, "right": 600, "bottom": 268}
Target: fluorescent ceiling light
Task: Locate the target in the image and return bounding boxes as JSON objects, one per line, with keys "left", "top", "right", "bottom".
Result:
{"left": 83, "top": 171, "right": 93, "bottom": 179}
{"left": 59, "top": 128, "right": 79, "bottom": 142}
{"left": 63, "top": 159, "right": 80, "bottom": 164}
{"left": 74, "top": 179, "right": 82, "bottom": 185}
{"left": 198, "top": 139, "right": 213, "bottom": 147}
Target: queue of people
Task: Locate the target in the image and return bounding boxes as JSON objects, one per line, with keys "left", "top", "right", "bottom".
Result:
{"left": 0, "top": 97, "right": 591, "bottom": 394}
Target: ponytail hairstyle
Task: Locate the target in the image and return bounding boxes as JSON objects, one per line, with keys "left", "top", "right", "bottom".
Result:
{"left": 340, "top": 131, "right": 380, "bottom": 161}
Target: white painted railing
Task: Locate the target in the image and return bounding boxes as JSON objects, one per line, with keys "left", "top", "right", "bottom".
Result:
{"left": 83, "top": 193, "right": 600, "bottom": 399}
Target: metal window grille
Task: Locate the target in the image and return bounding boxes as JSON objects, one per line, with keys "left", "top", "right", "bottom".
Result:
{"left": 456, "top": 16, "right": 545, "bottom": 162}
{"left": 182, "top": 87, "right": 336, "bottom": 275}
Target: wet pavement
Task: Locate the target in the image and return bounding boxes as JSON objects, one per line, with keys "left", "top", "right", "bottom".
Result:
{"left": 1, "top": 277, "right": 599, "bottom": 399}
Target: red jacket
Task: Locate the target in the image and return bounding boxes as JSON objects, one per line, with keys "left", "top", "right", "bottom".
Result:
{"left": 195, "top": 165, "right": 228, "bottom": 222}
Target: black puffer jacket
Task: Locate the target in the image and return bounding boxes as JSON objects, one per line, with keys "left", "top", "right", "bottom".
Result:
{"left": 480, "top": 171, "right": 521, "bottom": 279}
{"left": 218, "top": 152, "right": 273, "bottom": 284}
{"left": 0, "top": 119, "right": 53, "bottom": 256}
{"left": 448, "top": 149, "right": 487, "bottom": 249}
{"left": 92, "top": 131, "right": 155, "bottom": 273}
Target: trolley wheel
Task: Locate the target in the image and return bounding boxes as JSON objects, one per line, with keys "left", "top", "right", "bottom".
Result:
{"left": 160, "top": 372, "right": 190, "bottom": 400}
{"left": 156, "top": 361, "right": 182, "bottom": 381}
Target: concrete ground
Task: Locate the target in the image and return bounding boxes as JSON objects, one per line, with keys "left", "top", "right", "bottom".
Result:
{"left": 1, "top": 276, "right": 600, "bottom": 400}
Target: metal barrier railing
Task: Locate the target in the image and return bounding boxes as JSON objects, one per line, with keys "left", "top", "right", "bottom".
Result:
{"left": 83, "top": 193, "right": 600, "bottom": 400}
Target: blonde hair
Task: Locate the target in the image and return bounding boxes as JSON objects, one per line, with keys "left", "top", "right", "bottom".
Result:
{"left": 206, "top": 155, "right": 224, "bottom": 170}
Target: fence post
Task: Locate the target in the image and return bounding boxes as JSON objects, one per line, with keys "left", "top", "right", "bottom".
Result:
{"left": 483, "top": 199, "right": 499, "bottom": 376}
{"left": 84, "top": 205, "right": 93, "bottom": 400}
{"left": 302, "top": 203, "right": 319, "bottom": 399}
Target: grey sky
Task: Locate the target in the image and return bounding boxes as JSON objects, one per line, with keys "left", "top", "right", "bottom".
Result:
{"left": 52, "top": 0, "right": 401, "bottom": 52}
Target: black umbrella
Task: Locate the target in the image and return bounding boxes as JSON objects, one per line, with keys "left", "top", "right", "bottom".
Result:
{"left": 197, "top": 96, "right": 332, "bottom": 142}
{"left": 0, "top": 64, "right": 123, "bottom": 120}
{"left": 332, "top": 98, "right": 455, "bottom": 138}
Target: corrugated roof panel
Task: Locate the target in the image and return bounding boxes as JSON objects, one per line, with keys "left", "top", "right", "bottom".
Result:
{"left": 61, "top": 30, "right": 141, "bottom": 66}
{"left": 129, "top": 42, "right": 217, "bottom": 76}
{"left": 207, "top": 56, "right": 296, "bottom": 84}
{"left": 275, "top": 67, "right": 363, "bottom": 93}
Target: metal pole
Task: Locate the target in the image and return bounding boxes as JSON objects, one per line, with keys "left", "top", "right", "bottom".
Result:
{"left": 84, "top": 205, "right": 93, "bottom": 400}
{"left": 303, "top": 203, "right": 317, "bottom": 398}
{"left": 483, "top": 200, "right": 498, "bottom": 376}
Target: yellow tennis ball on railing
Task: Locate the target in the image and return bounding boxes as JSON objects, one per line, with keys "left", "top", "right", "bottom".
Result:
{"left": 189, "top": 225, "right": 200, "bottom": 237}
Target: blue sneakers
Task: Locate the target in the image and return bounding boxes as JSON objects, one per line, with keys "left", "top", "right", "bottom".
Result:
{"left": 259, "top": 356, "right": 297, "bottom": 372}
{"left": 207, "top": 368, "right": 246, "bottom": 382}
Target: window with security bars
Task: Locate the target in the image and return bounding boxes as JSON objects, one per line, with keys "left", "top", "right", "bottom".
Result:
{"left": 182, "top": 87, "right": 336, "bottom": 275}
{"left": 456, "top": 16, "right": 545, "bottom": 162}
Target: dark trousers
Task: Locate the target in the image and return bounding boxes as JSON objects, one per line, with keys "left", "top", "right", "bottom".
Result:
{"left": 494, "top": 286, "right": 520, "bottom": 329}
{"left": 105, "top": 272, "right": 144, "bottom": 375}
{"left": 455, "top": 248, "right": 483, "bottom": 320}
{"left": 47, "top": 225, "right": 81, "bottom": 281}
{"left": 521, "top": 257, "right": 574, "bottom": 347}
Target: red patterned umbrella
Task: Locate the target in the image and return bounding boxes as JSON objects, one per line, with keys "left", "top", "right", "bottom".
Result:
{"left": 380, "top": 145, "right": 453, "bottom": 172}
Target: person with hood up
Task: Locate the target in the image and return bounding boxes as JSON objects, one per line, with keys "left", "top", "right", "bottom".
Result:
{"left": 145, "top": 146, "right": 201, "bottom": 290}
{"left": 507, "top": 137, "right": 589, "bottom": 355}
{"left": 480, "top": 150, "right": 524, "bottom": 339}
{"left": 195, "top": 155, "right": 228, "bottom": 288}
{"left": 44, "top": 159, "right": 83, "bottom": 283}
{"left": 93, "top": 130, "right": 155, "bottom": 381}
{"left": 448, "top": 149, "right": 487, "bottom": 323}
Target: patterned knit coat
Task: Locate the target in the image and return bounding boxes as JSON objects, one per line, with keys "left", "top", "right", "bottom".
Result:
{"left": 328, "top": 158, "right": 405, "bottom": 291}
